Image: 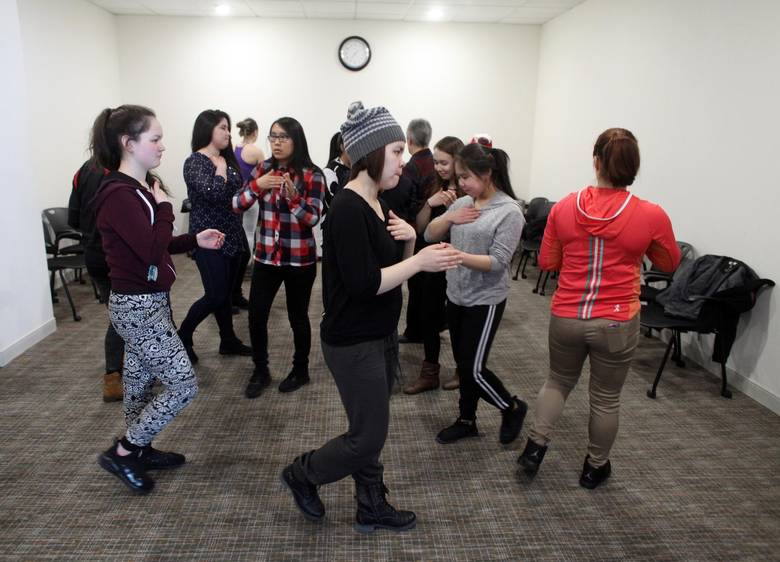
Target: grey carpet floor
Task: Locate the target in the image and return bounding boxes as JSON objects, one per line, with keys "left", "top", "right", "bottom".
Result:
{"left": 1, "top": 255, "right": 778, "bottom": 561}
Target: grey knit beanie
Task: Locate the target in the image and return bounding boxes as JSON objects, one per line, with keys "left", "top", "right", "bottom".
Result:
{"left": 340, "top": 101, "right": 406, "bottom": 164}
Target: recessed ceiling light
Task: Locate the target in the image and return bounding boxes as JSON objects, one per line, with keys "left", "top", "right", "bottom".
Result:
{"left": 215, "top": 4, "right": 230, "bottom": 16}
{"left": 427, "top": 6, "right": 445, "bottom": 21}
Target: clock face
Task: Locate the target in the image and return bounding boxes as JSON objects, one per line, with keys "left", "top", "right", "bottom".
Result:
{"left": 339, "top": 36, "right": 371, "bottom": 71}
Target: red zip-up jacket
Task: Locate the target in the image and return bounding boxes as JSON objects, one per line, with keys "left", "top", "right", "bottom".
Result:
{"left": 95, "top": 171, "right": 196, "bottom": 294}
{"left": 539, "top": 186, "right": 680, "bottom": 321}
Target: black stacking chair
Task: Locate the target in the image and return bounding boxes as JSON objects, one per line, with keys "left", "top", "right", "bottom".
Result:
{"left": 640, "top": 256, "right": 773, "bottom": 399}
{"left": 513, "top": 197, "right": 550, "bottom": 281}
{"left": 42, "top": 216, "right": 84, "bottom": 321}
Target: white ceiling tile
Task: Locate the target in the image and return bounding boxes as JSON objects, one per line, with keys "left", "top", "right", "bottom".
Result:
{"left": 302, "top": 1, "right": 355, "bottom": 19}
{"left": 88, "top": 0, "right": 155, "bottom": 15}
{"left": 356, "top": 2, "right": 407, "bottom": 20}
{"left": 448, "top": 6, "right": 517, "bottom": 23}
{"left": 246, "top": 0, "right": 306, "bottom": 17}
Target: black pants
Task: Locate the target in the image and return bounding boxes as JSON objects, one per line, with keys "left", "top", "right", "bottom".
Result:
{"left": 179, "top": 249, "right": 241, "bottom": 345}
{"left": 448, "top": 300, "right": 513, "bottom": 420}
{"left": 421, "top": 271, "right": 447, "bottom": 363}
{"left": 294, "top": 334, "right": 397, "bottom": 485}
{"left": 231, "top": 235, "right": 250, "bottom": 303}
{"left": 402, "top": 272, "right": 424, "bottom": 340}
{"left": 248, "top": 262, "right": 316, "bottom": 374}
{"left": 88, "top": 264, "right": 124, "bottom": 374}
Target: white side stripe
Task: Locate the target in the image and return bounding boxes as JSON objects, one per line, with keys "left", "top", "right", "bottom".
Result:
{"left": 472, "top": 304, "right": 509, "bottom": 409}
{"left": 135, "top": 189, "right": 154, "bottom": 225}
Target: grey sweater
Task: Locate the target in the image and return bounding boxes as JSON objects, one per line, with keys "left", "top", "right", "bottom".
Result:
{"left": 426, "top": 192, "right": 525, "bottom": 307}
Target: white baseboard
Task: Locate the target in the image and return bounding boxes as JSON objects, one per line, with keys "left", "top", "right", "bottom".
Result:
{"left": 0, "top": 318, "right": 57, "bottom": 367}
{"left": 727, "top": 369, "right": 780, "bottom": 414}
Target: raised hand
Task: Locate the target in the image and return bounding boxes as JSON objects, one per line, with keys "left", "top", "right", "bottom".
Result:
{"left": 151, "top": 180, "right": 169, "bottom": 205}
{"left": 428, "top": 189, "right": 458, "bottom": 208}
{"left": 281, "top": 173, "right": 297, "bottom": 198}
{"left": 256, "top": 173, "right": 284, "bottom": 190}
{"left": 415, "top": 243, "right": 462, "bottom": 272}
{"left": 213, "top": 155, "right": 227, "bottom": 178}
{"left": 196, "top": 228, "right": 225, "bottom": 250}
{"left": 448, "top": 205, "right": 481, "bottom": 225}
{"left": 387, "top": 210, "right": 416, "bottom": 242}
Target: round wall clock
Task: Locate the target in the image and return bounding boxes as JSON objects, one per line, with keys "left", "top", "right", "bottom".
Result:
{"left": 339, "top": 36, "right": 371, "bottom": 71}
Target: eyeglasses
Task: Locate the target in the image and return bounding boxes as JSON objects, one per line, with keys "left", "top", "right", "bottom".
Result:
{"left": 268, "top": 133, "right": 291, "bottom": 143}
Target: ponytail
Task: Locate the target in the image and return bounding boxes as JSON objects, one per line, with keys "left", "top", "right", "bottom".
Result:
{"left": 89, "top": 104, "right": 169, "bottom": 193}
{"left": 455, "top": 142, "right": 517, "bottom": 199}
{"left": 593, "top": 128, "right": 640, "bottom": 187}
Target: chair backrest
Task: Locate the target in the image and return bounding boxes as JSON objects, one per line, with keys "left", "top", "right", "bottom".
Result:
{"left": 42, "top": 207, "right": 79, "bottom": 236}
{"left": 41, "top": 215, "right": 56, "bottom": 254}
{"left": 525, "top": 197, "right": 549, "bottom": 222}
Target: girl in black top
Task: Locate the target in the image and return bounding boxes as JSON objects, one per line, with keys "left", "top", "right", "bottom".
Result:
{"left": 280, "top": 102, "right": 461, "bottom": 534}
{"left": 178, "top": 110, "right": 251, "bottom": 363}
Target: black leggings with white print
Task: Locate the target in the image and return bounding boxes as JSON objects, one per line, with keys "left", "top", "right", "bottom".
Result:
{"left": 109, "top": 291, "right": 198, "bottom": 446}
{"left": 447, "top": 300, "right": 513, "bottom": 420}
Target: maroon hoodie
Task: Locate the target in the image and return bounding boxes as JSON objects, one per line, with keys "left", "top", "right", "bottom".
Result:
{"left": 94, "top": 171, "right": 196, "bottom": 294}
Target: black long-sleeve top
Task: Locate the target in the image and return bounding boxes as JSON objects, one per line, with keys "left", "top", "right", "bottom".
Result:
{"left": 320, "top": 189, "right": 403, "bottom": 346}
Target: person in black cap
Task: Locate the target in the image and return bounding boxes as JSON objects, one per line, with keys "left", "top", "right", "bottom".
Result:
{"left": 279, "top": 101, "right": 461, "bottom": 534}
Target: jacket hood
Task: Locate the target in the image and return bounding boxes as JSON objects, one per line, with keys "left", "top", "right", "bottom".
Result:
{"left": 93, "top": 172, "right": 144, "bottom": 215}
{"left": 573, "top": 186, "right": 638, "bottom": 239}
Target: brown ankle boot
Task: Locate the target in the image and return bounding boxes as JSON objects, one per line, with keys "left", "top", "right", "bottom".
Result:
{"left": 442, "top": 369, "right": 460, "bottom": 391}
{"left": 103, "top": 372, "right": 123, "bottom": 402}
{"left": 403, "top": 361, "right": 440, "bottom": 395}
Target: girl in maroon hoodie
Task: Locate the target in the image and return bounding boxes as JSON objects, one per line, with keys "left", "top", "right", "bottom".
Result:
{"left": 91, "top": 105, "right": 224, "bottom": 494}
{"left": 517, "top": 128, "right": 680, "bottom": 489}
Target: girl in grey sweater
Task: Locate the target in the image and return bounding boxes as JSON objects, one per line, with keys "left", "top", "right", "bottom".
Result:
{"left": 425, "top": 143, "right": 528, "bottom": 446}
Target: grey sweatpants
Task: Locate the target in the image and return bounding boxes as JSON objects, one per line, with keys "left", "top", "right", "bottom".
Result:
{"left": 109, "top": 291, "right": 198, "bottom": 447}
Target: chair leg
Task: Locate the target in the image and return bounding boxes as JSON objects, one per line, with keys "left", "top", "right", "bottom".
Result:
{"left": 58, "top": 270, "right": 81, "bottom": 322}
{"left": 672, "top": 330, "right": 686, "bottom": 367}
{"left": 533, "top": 268, "right": 543, "bottom": 294}
{"left": 719, "top": 361, "right": 732, "bottom": 399}
{"left": 647, "top": 334, "right": 675, "bottom": 399}
{"left": 513, "top": 252, "right": 524, "bottom": 280}
{"left": 49, "top": 271, "right": 59, "bottom": 303}
{"left": 520, "top": 253, "right": 530, "bottom": 279}
{"left": 539, "top": 271, "right": 551, "bottom": 296}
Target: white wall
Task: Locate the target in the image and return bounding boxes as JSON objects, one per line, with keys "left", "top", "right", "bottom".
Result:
{"left": 17, "top": 0, "right": 122, "bottom": 210}
{"left": 530, "top": 0, "right": 780, "bottom": 411}
{"left": 0, "top": 0, "right": 55, "bottom": 366}
{"left": 115, "top": 16, "right": 540, "bottom": 206}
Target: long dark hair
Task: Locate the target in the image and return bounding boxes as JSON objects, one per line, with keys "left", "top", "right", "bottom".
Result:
{"left": 455, "top": 142, "right": 517, "bottom": 199}
{"left": 269, "top": 117, "right": 318, "bottom": 174}
{"left": 191, "top": 109, "right": 240, "bottom": 173}
{"left": 327, "top": 132, "right": 343, "bottom": 163}
{"left": 89, "top": 104, "right": 168, "bottom": 192}
{"left": 431, "top": 135, "right": 464, "bottom": 198}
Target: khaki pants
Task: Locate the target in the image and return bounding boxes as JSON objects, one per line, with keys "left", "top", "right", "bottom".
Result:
{"left": 529, "top": 314, "right": 640, "bottom": 467}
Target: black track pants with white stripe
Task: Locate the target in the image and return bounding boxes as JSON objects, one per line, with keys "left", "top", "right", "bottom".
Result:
{"left": 447, "top": 300, "right": 513, "bottom": 420}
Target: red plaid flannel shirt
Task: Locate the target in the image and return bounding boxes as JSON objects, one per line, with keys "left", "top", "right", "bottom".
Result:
{"left": 232, "top": 159, "right": 323, "bottom": 266}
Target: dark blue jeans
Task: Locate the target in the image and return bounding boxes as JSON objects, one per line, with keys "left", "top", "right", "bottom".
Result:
{"left": 179, "top": 249, "right": 241, "bottom": 345}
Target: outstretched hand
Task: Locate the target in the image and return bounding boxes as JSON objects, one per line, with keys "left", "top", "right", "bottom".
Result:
{"left": 196, "top": 228, "right": 225, "bottom": 250}
{"left": 415, "top": 243, "right": 462, "bottom": 272}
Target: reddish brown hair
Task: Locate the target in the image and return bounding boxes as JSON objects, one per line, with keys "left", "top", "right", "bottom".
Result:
{"left": 593, "top": 128, "right": 640, "bottom": 186}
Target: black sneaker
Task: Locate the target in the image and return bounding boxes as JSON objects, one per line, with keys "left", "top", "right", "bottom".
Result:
{"left": 245, "top": 370, "right": 271, "bottom": 399}
{"left": 278, "top": 371, "right": 310, "bottom": 393}
{"left": 499, "top": 397, "right": 528, "bottom": 445}
{"left": 280, "top": 464, "right": 325, "bottom": 522}
{"left": 141, "top": 445, "right": 186, "bottom": 470}
{"left": 97, "top": 442, "right": 155, "bottom": 494}
{"left": 436, "top": 418, "right": 479, "bottom": 444}
{"left": 517, "top": 438, "right": 548, "bottom": 479}
{"left": 219, "top": 340, "right": 252, "bottom": 356}
{"left": 579, "top": 456, "right": 612, "bottom": 489}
